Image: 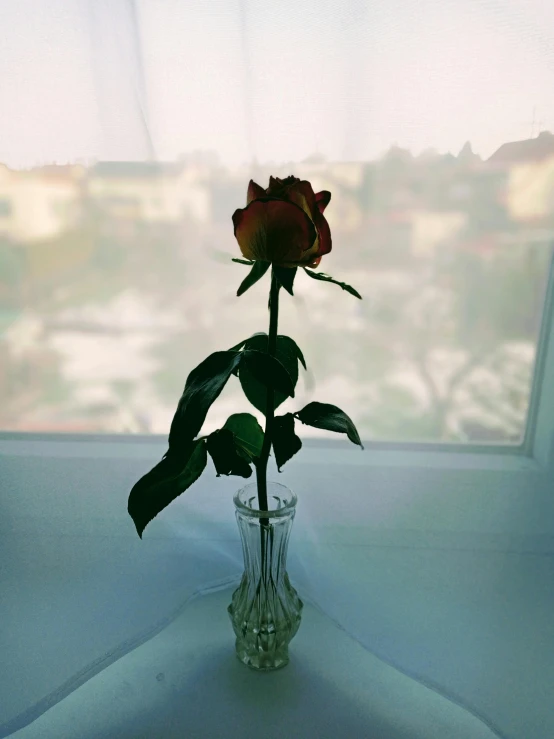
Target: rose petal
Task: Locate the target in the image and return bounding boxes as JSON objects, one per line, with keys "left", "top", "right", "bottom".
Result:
{"left": 266, "top": 176, "right": 284, "bottom": 195}
{"left": 233, "top": 199, "right": 317, "bottom": 265}
{"left": 286, "top": 180, "right": 318, "bottom": 221}
{"left": 305, "top": 255, "right": 322, "bottom": 268}
{"left": 315, "top": 190, "right": 331, "bottom": 213}
{"left": 313, "top": 210, "right": 332, "bottom": 257}
{"left": 247, "top": 180, "right": 265, "bottom": 205}
{"left": 279, "top": 180, "right": 332, "bottom": 260}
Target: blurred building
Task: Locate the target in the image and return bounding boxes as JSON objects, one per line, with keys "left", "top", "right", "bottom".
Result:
{"left": 87, "top": 161, "right": 210, "bottom": 223}
{"left": 488, "top": 131, "right": 554, "bottom": 228}
{"left": 412, "top": 210, "right": 466, "bottom": 258}
{"left": 0, "top": 164, "right": 84, "bottom": 243}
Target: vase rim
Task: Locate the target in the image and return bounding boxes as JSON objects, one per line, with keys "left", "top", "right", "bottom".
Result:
{"left": 233, "top": 481, "right": 297, "bottom": 518}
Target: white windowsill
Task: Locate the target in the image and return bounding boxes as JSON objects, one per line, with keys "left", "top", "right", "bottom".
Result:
{"left": 0, "top": 434, "right": 540, "bottom": 472}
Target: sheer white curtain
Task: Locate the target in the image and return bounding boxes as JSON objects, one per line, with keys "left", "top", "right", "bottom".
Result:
{"left": 2, "top": 2, "right": 554, "bottom": 738}
{"left": 4, "top": 0, "right": 554, "bottom": 166}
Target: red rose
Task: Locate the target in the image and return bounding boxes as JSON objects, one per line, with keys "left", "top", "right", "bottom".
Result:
{"left": 232, "top": 176, "right": 332, "bottom": 268}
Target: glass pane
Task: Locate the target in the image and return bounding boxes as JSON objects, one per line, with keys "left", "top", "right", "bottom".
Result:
{"left": 0, "top": 0, "right": 552, "bottom": 443}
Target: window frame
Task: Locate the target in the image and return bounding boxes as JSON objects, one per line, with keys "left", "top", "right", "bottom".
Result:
{"left": 521, "top": 247, "right": 554, "bottom": 473}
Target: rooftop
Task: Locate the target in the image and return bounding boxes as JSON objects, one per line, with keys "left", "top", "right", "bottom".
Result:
{"left": 488, "top": 131, "right": 554, "bottom": 164}
{"left": 91, "top": 161, "right": 184, "bottom": 178}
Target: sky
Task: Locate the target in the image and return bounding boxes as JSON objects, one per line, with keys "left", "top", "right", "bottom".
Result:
{"left": 0, "top": 0, "right": 554, "bottom": 167}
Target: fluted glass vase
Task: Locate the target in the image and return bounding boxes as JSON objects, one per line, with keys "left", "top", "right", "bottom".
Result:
{"left": 228, "top": 482, "right": 303, "bottom": 671}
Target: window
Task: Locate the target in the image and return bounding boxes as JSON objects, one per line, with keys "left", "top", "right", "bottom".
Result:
{"left": 0, "top": 0, "right": 553, "bottom": 453}
{"left": 0, "top": 158, "right": 551, "bottom": 442}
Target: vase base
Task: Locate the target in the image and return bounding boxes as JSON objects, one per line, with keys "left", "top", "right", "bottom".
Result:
{"left": 234, "top": 646, "right": 290, "bottom": 671}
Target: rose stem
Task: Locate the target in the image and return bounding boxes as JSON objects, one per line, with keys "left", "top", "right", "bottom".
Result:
{"left": 256, "top": 269, "right": 280, "bottom": 533}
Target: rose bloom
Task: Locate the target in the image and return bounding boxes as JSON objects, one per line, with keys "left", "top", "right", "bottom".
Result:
{"left": 232, "top": 176, "right": 332, "bottom": 268}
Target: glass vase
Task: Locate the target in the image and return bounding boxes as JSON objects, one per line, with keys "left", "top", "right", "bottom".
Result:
{"left": 228, "top": 482, "right": 303, "bottom": 671}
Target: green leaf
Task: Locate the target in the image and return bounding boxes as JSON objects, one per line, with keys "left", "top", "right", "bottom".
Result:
{"left": 303, "top": 268, "right": 362, "bottom": 299}
{"left": 228, "top": 339, "right": 247, "bottom": 353}
{"left": 232, "top": 258, "right": 255, "bottom": 265}
{"left": 223, "top": 413, "right": 264, "bottom": 458}
{"left": 241, "top": 348, "right": 295, "bottom": 397}
{"left": 295, "top": 401, "right": 364, "bottom": 448}
{"left": 206, "top": 428, "right": 253, "bottom": 478}
{"left": 128, "top": 440, "right": 207, "bottom": 538}
{"left": 237, "top": 260, "right": 271, "bottom": 296}
{"left": 236, "top": 334, "right": 306, "bottom": 413}
{"left": 289, "top": 338, "right": 307, "bottom": 370}
{"left": 168, "top": 351, "right": 241, "bottom": 450}
{"left": 238, "top": 339, "right": 297, "bottom": 414}
{"left": 273, "top": 266, "right": 297, "bottom": 296}
{"left": 272, "top": 413, "right": 302, "bottom": 471}
{"left": 228, "top": 332, "right": 266, "bottom": 353}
